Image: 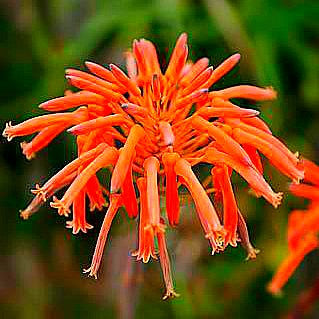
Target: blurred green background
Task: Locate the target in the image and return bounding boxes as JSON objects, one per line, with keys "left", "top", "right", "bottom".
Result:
{"left": 1, "top": 0, "right": 319, "bottom": 318}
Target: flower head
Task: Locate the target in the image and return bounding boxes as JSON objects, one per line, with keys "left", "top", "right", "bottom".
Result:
{"left": 268, "top": 158, "right": 319, "bottom": 295}
{"left": 3, "top": 33, "right": 303, "bottom": 298}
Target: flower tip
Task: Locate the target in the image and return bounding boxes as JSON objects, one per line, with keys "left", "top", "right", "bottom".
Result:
{"left": 109, "top": 63, "right": 118, "bottom": 72}
{"left": 50, "top": 196, "right": 70, "bottom": 216}
{"left": 65, "top": 75, "right": 73, "bottom": 84}
{"left": 20, "top": 142, "right": 35, "bottom": 160}
{"left": 266, "top": 283, "right": 283, "bottom": 297}
{"left": 200, "top": 88, "right": 209, "bottom": 94}
{"left": 19, "top": 209, "right": 30, "bottom": 220}
{"left": 162, "top": 289, "right": 180, "bottom": 300}
{"left": 245, "top": 248, "right": 260, "bottom": 261}
{"left": 132, "top": 39, "right": 140, "bottom": 50}
{"left": 288, "top": 182, "right": 300, "bottom": 193}
{"left": 66, "top": 127, "right": 76, "bottom": 135}
{"left": 233, "top": 53, "right": 241, "bottom": 61}
{"left": 83, "top": 267, "right": 98, "bottom": 279}
{"left": 266, "top": 86, "right": 278, "bottom": 100}
{"left": 65, "top": 68, "right": 73, "bottom": 75}
{"left": 31, "top": 184, "right": 47, "bottom": 200}
{"left": 2, "top": 121, "right": 13, "bottom": 141}
{"left": 273, "top": 192, "right": 284, "bottom": 208}
{"left": 84, "top": 61, "right": 95, "bottom": 68}
{"left": 178, "top": 32, "right": 188, "bottom": 43}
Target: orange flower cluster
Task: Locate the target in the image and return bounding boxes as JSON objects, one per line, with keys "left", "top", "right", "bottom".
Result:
{"left": 3, "top": 34, "right": 303, "bottom": 298}
{"left": 268, "top": 159, "right": 319, "bottom": 295}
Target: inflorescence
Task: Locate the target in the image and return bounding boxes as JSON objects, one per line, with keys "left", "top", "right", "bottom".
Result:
{"left": 3, "top": 33, "right": 304, "bottom": 299}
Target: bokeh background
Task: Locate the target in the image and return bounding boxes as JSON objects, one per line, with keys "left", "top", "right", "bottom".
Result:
{"left": 1, "top": 0, "right": 319, "bottom": 318}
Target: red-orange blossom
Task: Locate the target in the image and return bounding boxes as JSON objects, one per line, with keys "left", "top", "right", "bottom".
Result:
{"left": 3, "top": 33, "right": 304, "bottom": 299}
{"left": 268, "top": 159, "right": 319, "bottom": 295}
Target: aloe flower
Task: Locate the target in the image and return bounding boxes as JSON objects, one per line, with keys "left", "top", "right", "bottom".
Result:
{"left": 3, "top": 33, "right": 303, "bottom": 299}
{"left": 268, "top": 159, "right": 319, "bottom": 295}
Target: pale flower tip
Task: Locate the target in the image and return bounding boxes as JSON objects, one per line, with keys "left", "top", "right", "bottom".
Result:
{"left": 19, "top": 209, "right": 30, "bottom": 220}
{"left": 84, "top": 61, "right": 93, "bottom": 68}
{"left": 245, "top": 248, "right": 260, "bottom": 261}
{"left": 83, "top": 267, "right": 98, "bottom": 279}
{"left": 65, "top": 222, "right": 72, "bottom": 229}
{"left": 131, "top": 250, "right": 138, "bottom": 257}
{"left": 273, "top": 192, "right": 283, "bottom": 209}
{"left": 31, "top": 184, "right": 47, "bottom": 201}
{"left": 109, "top": 63, "right": 116, "bottom": 71}
{"left": 229, "top": 53, "right": 241, "bottom": 64}
{"left": 162, "top": 289, "right": 180, "bottom": 300}
{"left": 3, "top": 121, "right": 13, "bottom": 141}
{"left": 26, "top": 153, "right": 35, "bottom": 161}
{"left": 73, "top": 228, "right": 81, "bottom": 235}
{"left": 292, "top": 173, "right": 304, "bottom": 185}
{"left": 50, "top": 196, "right": 70, "bottom": 217}
{"left": 66, "top": 127, "right": 74, "bottom": 134}
{"left": 65, "top": 68, "right": 73, "bottom": 75}
{"left": 179, "top": 32, "right": 188, "bottom": 41}
{"left": 266, "top": 283, "right": 283, "bottom": 297}
{"left": 266, "top": 86, "right": 278, "bottom": 99}
{"left": 20, "top": 142, "right": 35, "bottom": 160}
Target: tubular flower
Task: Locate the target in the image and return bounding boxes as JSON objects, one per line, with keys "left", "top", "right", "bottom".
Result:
{"left": 268, "top": 159, "right": 319, "bottom": 295}
{"left": 3, "top": 33, "right": 303, "bottom": 298}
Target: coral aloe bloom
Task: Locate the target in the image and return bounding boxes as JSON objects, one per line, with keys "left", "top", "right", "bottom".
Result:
{"left": 3, "top": 33, "right": 303, "bottom": 298}
{"left": 268, "top": 159, "right": 319, "bottom": 295}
